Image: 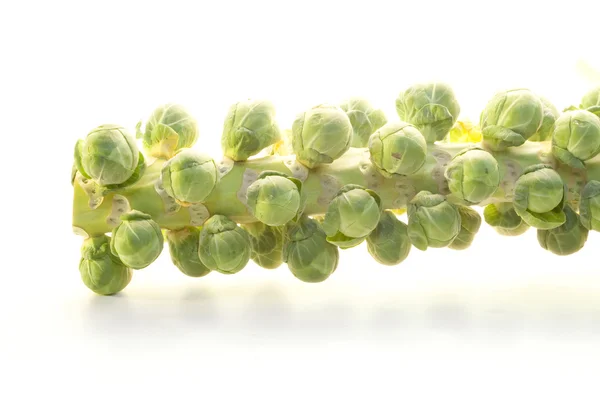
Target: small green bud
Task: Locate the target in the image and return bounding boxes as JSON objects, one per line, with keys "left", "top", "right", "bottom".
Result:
{"left": 395, "top": 82, "right": 461, "bottom": 143}
{"left": 198, "top": 215, "right": 251, "bottom": 275}
{"left": 445, "top": 147, "right": 500, "bottom": 204}
{"left": 483, "top": 202, "right": 530, "bottom": 236}
{"left": 512, "top": 164, "right": 566, "bottom": 230}
{"left": 79, "top": 235, "right": 133, "bottom": 295}
{"left": 246, "top": 171, "right": 302, "bottom": 226}
{"left": 241, "top": 222, "right": 285, "bottom": 270}
{"left": 165, "top": 227, "right": 211, "bottom": 277}
{"left": 142, "top": 103, "right": 199, "bottom": 159}
{"left": 581, "top": 86, "right": 600, "bottom": 118}
{"left": 110, "top": 210, "right": 164, "bottom": 269}
{"left": 449, "top": 205, "right": 482, "bottom": 250}
{"left": 161, "top": 149, "right": 219, "bottom": 205}
{"left": 579, "top": 180, "right": 600, "bottom": 231}
{"left": 552, "top": 110, "right": 600, "bottom": 169}
{"left": 537, "top": 205, "right": 588, "bottom": 256}
{"left": 221, "top": 99, "right": 282, "bottom": 161}
{"left": 407, "top": 191, "right": 461, "bottom": 250}
{"left": 368, "top": 121, "right": 427, "bottom": 177}
{"left": 366, "top": 210, "right": 411, "bottom": 265}
{"left": 340, "top": 97, "right": 387, "bottom": 148}
{"left": 528, "top": 96, "right": 559, "bottom": 142}
{"left": 292, "top": 104, "right": 352, "bottom": 168}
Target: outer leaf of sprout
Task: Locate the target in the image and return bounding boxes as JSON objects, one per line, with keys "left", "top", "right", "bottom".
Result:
{"left": 368, "top": 121, "right": 427, "bottom": 177}
{"left": 528, "top": 96, "right": 559, "bottom": 142}
{"left": 283, "top": 216, "right": 339, "bottom": 283}
{"left": 445, "top": 147, "right": 500, "bottom": 204}
{"left": 143, "top": 103, "right": 199, "bottom": 159}
{"left": 366, "top": 210, "right": 411, "bottom": 265}
{"left": 339, "top": 97, "right": 387, "bottom": 148}
{"left": 449, "top": 205, "right": 482, "bottom": 250}
{"left": 512, "top": 164, "right": 566, "bottom": 230}
{"left": 110, "top": 210, "right": 164, "bottom": 269}
{"left": 581, "top": 86, "right": 600, "bottom": 118}
{"left": 579, "top": 180, "right": 600, "bottom": 231}
{"left": 165, "top": 227, "right": 211, "bottom": 277}
{"left": 407, "top": 191, "right": 461, "bottom": 250}
{"left": 551, "top": 110, "right": 600, "bottom": 169}
{"left": 221, "top": 99, "right": 282, "bottom": 161}
{"left": 79, "top": 235, "right": 133, "bottom": 295}
{"left": 198, "top": 215, "right": 251, "bottom": 274}
{"left": 246, "top": 171, "right": 302, "bottom": 226}
{"left": 537, "top": 205, "right": 588, "bottom": 256}
{"left": 161, "top": 149, "right": 219, "bottom": 205}
{"left": 292, "top": 104, "right": 352, "bottom": 168}
{"left": 241, "top": 222, "right": 285, "bottom": 270}
{"left": 395, "top": 82, "right": 461, "bottom": 143}
{"left": 483, "top": 202, "right": 530, "bottom": 236}
{"left": 480, "top": 88, "right": 544, "bottom": 151}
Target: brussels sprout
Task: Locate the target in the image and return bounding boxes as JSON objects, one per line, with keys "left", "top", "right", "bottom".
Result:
{"left": 141, "top": 103, "right": 199, "bottom": 159}
{"left": 449, "top": 205, "right": 482, "bottom": 250}
{"left": 579, "top": 180, "right": 600, "bottom": 231}
{"left": 339, "top": 97, "right": 387, "bottom": 148}
{"left": 366, "top": 210, "right": 411, "bottom": 265}
{"left": 537, "top": 205, "right": 588, "bottom": 256}
{"left": 512, "top": 164, "right": 566, "bottom": 230}
{"left": 198, "top": 215, "right": 251, "bottom": 274}
{"left": 221, "top": 99, "right": 282, "bottom": 161}
{"left": 551, "top": 110, "right": 600, "bottom": 169}
{"left": 246, "top": 171, "right": 302, "bottom": 226}
{"left": 368, "top": 121, "right": 427, "bottom": 177}
{"left": 241, "top": 222, "right": 285, "bottom": 269}
{"left": 110, "top": 210, "right": 164, "bottom": 269}
{"left": 480, "top": 88, "right": 544, "bottom": 151}
{"left": 444, "top": 147, "right": 500, "bottom": 204}
{"left": 165, "top": 227, "right": 211, "bottom": 277}
{"left": 581, "top": 86, "right": 600, "bottom": 118}
{"left": 283, "top": 216, "right": 339, "bottom": 283}
{"left": 407, "top": 191, "right": 461, "bottom": 250}
{"left": 483, "top": 202, "right": 530, "bottom": 236}
{"left": 74, "top": 124, "right": 144, "bottom": 187}
{"left": 395, "top": 82, "right": 461, "bottom": 143}
{"left": 447, "top": 120, "right": 482, "bottom": 143}
{"left": 160, "top": 149, "right": 219, "bottom": 205}
{"left": 528, "top": 96, "right": 559, "bottom": 142}
{"left": 292, "top": 104, "right": 352, "bottom": 168}
{"left": 321, "top": 184, "right": 382, "bottom": 248}
{"left": 79, "top": 235, "right": 133, "bottom": 295}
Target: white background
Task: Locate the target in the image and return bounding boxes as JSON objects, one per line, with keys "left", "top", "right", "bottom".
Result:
{"left": 2, "top": 0, "right": 600, "bottom": 396}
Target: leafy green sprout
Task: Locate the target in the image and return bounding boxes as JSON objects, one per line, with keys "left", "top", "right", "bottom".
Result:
{"left": 581, "top": 86, "right": 600, "bottom": 118}
{"left": 537, "top": 205, "right": 588, "bottom": 256}
{"left": 246, "top": 171, "right": 303, "bottom": 226}
{"left": 110, "top": 210, "right": 164, "bottom": 269}
{"left": 79, "top": 235, "right": 133, "bottom": 296}
{"left": 198, "top": 215, "right": 251, "bottom": 275}
{"left": 407, "top": 191, "right": 461, "bottom": 250}
{"left": 551, "top": 110, "right": 600, "bottom": 169}
{"left": 366, "top": 210, "right": 411, "bottom": 265}
{"left": 241, "top": 222, "right": 285, "bottom": 270}
{"left": 339, "top": 97, "right": 387, "bottom": 148}
{"left": 449, "top": 205, "right": 482, "bottom": 250}
{"left": 483, "top": 203, "right": 530, "bottom": 236}
{"left": 528, "top": 95, "right": 559, "bottom": 142}
{"left": 444, "top": 147, "right": 500, "bottom": 204}
{"left": 579, "top": 180, "right": 600, "bottom": 232}
{"left": 165, "top": 227, "right": 211, "bottom": 277}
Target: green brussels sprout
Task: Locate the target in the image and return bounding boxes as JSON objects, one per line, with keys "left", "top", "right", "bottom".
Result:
{"left": 483, "top": 202, "right": 530, "bottom": 236}
{"left": 581, "top": 86, "right": 600, "bottom": 118}
{"left": 141, "top": 103, "right": 199, "bottom": 159}
{"left": 579, "top": 180, "right": 600, "bottom": 231}
{"left": 74, "top": 124, "right": 144, "bottom": 187}
{"left": 407, "top": 191, "right": 461, "bottom": 250}
{"left": 339, "top": 97, "right": 387, "bottom": 148}
{"left": 395, "top": 82, "right": 461, "bottom": 143}
{"left": 246, "top": 171, "right": 303, "bottom": 226}
{"left": 321, "top": 184, "right": 382, "bottom": 248}
{"left": 512, "top": 164, "right": 566, "bottom": 230}
{"left": 368, "top": 121, "right": 427, "bottom": 177}
{"left": 165, "top": 227, "right": 211, "bottom": 277}
{"left": 366, "top": 210, "right": 411, "bottom": 265}
{"left": 221, "top": 99, "right": 282, "bottom": 161}
{"left": 528, "top": 96, "right": 559, "bottom": 142}
{"left": 292, "top": 104, "right": 352, "bottom": 168}
{"left": 241, "top": 222, "right": 285, "bottom": 269}
{"left": 283, "top": 216, "right": 339, "bottom": 283}
{"left": 79, "top": 235, "right": 133, "bottom": 295}
{"left": 444, "top": 147, "right": 500, "bottom": 204}
{"left": 160, "top": 149, "right": 219, "bottom": 205}
{"left": 198, "top": 215, "right": 251, "bottom": 274}
{"left": 480, "top": 88, "right": 544, "bottom": 151}
{"left": 551, "top": 110, "right": 600, "bottom": 169}
{"left": 449, "top": 205, "right": 482, "bottom": 250}
{"left": 537, "top": 205, "right": 588, "bottom": 256}
{"left": 110, "top": 210, "right": 164, "bottom": 269}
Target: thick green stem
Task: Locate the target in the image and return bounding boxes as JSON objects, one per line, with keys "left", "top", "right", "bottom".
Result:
{"left": 73, "top": 143, "right": 597, "bottom": 237}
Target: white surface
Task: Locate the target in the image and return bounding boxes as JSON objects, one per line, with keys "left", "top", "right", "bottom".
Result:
{"left": 2, "top": 0, "right": 600, "bottom": 396}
